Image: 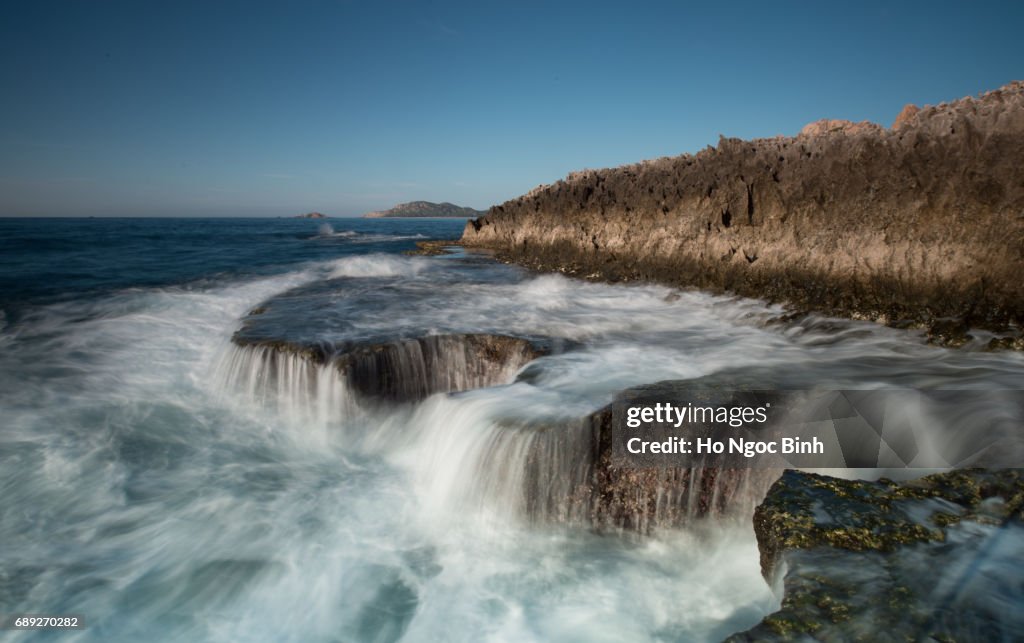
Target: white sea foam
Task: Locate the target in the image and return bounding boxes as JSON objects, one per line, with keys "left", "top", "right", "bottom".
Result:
{"left": 351, "top": 232, "right": 428, "bottom": 243}
{"left": 313, "top": 223, "right": 359, "bottom": 238}
{"left": 327, "top": 253, "right": 428, "bottom": 278}
{"left": 3, "top": 246, "right": 1023, "bottom": 642}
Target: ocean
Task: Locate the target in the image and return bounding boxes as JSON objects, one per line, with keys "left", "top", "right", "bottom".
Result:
{"left": 1, "top": 217, "right": 1023, "bottom": 641}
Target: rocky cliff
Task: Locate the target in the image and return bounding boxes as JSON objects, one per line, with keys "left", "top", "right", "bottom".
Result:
{"left": 462, "top": 82, "right": 1024, "bottom": 337}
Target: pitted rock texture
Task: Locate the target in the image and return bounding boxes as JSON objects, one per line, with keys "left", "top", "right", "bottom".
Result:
{"left": 728, "top": 469, "right": 1024, "bottom": 641}
{"left": 463, "top": 82, "right": 1024, "bottom": 336}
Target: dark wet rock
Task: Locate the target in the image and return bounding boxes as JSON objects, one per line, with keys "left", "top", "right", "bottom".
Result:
{"left": 403, "top": 239, "right": 461, "bottom": 256}
{"left": 508, "top": 384, "right": 780, "bottom": 532}
{"left": 927, "top": 317, "right": 974, "bottom": 347}
{"left": 463, "top": 82, "right": 1024, "bottom": 337}
{"left": 728, "top": 469, "right": 1024, "bottom": 641}
{"left": 231, "top": 333, "right": 550, "bottom": 403}
{"left": 588, "top": 407, "right": 777, "bottom": 531}
{"left": 335, "top": 334, "right": 548, "bottom": 402}
{"left": 232, "top": 336, "right": 333, "bottom": 364}
{"left": 985, "top": 334, "right": 1024, "bottom": 351}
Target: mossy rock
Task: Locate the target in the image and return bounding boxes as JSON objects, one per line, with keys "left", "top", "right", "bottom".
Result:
{"left": 730, "top": 469, "right": 1024, "bottom": 642}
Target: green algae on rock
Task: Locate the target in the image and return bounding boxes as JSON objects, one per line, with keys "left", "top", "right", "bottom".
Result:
{"left": 729, "top": 469, "right": 1024, "bottom": 641}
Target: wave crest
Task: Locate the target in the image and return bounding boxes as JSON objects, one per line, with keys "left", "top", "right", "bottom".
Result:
{"left": 328, "top": 254, "right": 428, "bottom": 279}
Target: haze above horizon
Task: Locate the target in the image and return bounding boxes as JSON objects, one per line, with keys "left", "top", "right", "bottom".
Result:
{"left": 2, "top": 0, "right": 1022, "bottom": 217}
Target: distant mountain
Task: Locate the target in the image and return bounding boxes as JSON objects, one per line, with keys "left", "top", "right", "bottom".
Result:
{"left": 363, "top": 201, "right": 485, "bottom": 218}
{"left": 294, "top": 212, "right": 328, "bottom": 219}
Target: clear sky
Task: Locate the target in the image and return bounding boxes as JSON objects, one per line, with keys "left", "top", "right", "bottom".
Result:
{"left": 2, "top": 0, "right": 1022, "bottom": 217}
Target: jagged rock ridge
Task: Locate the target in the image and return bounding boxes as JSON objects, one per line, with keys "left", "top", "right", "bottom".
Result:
{"left": 462, "top": 82, "right": 1024, "bottom": 336}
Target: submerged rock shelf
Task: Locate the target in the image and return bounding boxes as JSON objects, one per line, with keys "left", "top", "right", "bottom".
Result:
{"left": 227, "top": 332, "right": 550, "bottom": 403}
{"left": 731, "top": 469, "right": 1024, "bottom": 641}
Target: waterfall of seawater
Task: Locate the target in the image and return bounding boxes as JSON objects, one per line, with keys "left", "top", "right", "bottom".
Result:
{"left": 213, "top": 341, "right": 781, "bottom": 532}
{"left": 214, "top": 344, "right": 359, "bottom": 428}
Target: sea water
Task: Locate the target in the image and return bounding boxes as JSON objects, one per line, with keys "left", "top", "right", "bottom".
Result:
{"left": 1, "top": 217, "right": 1022, "bottom": 642}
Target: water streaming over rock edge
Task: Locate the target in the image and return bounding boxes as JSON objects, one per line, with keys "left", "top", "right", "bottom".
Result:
{"left": 216, "top": 337, "right": 781, "bottom": 530}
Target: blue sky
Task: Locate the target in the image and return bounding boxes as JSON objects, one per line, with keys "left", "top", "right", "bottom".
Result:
{"left": 1, "top": 0, "right": 1021, "bottom": 217}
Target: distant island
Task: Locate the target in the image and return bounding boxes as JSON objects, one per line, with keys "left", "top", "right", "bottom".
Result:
{"left": 294, "top": 212, "right": 328, "bottom": 219}
{"left": 363, "top": 201, "right": 485, "bottom": 218}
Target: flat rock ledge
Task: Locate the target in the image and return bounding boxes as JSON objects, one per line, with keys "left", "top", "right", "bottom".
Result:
{"left": 231, "top": 333, "right": 551, "bottom": 402}
{"left": 462, "top": 82, "right": 1024, "bottom": 346}
{"left": 728, "top": 469, "right": 1024, "bottom": 641}
{"left": 403, "top": 239, "right": 462, "bottom": 256}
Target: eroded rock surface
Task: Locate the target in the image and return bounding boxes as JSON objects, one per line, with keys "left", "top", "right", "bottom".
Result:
{"left": 463, "top": 82, "right": 1024, "bottom": 337}
{"left": 230, "top": 333, "right": 550, "bottom": 403}
{"left": 335, "top": 334, "right": 548, "bottom": 402}
{"left": 729, "top": 469, "right": 1024, "bottom": 641}
{"left": 892, "top": 103, "right": 921, "bottom": 129}
{"left": 508, "top": 387, "right": 780, "bottom": 532}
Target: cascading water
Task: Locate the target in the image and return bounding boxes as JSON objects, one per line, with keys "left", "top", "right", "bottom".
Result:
{"left": 214, "top": 333, "right": 544, "bottom": 419}
{"left": 212, "top": 332, "right": 779, "bottom": 532}
{"left": 2, "top": 218, "right": 1022, "bottom": 642}
{"left": 213, "top": 343, "right": 359, "bottom": 429}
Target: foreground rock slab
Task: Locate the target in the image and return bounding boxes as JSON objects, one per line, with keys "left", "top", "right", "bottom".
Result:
{"left": 729, "top": 469, "right": 1024, "bottom": 641}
